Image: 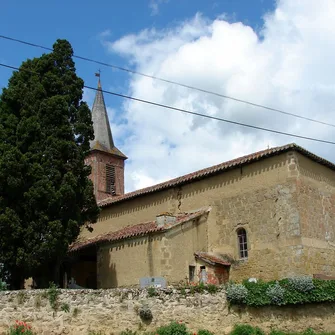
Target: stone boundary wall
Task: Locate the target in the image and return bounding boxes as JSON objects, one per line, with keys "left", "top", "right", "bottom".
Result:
{"left": 0, "top": 288, "right": 334, "bottom": 335}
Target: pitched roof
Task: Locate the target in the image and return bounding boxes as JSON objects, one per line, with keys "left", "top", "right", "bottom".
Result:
{"left": 90, "top": 141, "right": 127, "bottom": 159}
{"left": 90, "top": 79, "right": 126, "bottom": 159}
{"left": 69, "top": 208, "right": 210, "bottom": 253}
{"left": 194, "top": 252, "right": 231, "bottom": 266}
{"left": 99, "top": 143, "right": 335, "bottom": 207}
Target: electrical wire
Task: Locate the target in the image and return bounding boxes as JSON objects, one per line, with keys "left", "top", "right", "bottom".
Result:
{"left": 1, "top": 62, "right": 335, "bottom": 145}
{"left": 1, "top": 34, "right": 335, "bottom": 128}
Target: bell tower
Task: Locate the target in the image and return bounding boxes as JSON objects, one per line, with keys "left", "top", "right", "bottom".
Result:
{"left": 85, "top": 75, "right": 127, "bottom": 202}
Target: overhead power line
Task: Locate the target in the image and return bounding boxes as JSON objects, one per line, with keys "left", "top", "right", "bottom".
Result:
{"left": 1, "top": 62, "right": 335, "bottom": 145}
{"left": 1, "top": 34, "right": 335, "bottom": 129}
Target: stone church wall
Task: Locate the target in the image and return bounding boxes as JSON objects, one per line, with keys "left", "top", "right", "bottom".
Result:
{"left": 0, "top": 289, "right": 334, "bottom": 335}
{"left": 296, "top": 153, "right": 335, "bottom": 277}
{"left": 81, "top": 153, "right": 292, "bottom": 242}
{"left": 78, "top": 150, "right": 335, "bottom": 285}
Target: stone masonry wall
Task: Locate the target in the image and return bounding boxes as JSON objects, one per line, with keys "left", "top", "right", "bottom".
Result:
{"left": 296, "top": 153, "right": 335, "bottom": 277}
{"left": 0, "top": 289, "right": 335, "bottom": 335}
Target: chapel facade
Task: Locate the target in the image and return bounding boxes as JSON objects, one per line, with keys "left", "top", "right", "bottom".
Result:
{"left": 68, "top": 79, "right": 335, "bottom": 289}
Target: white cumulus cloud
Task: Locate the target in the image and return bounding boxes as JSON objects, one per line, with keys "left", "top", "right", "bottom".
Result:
{"left": 103, "top": 0, "right": 335, "bottom": 192}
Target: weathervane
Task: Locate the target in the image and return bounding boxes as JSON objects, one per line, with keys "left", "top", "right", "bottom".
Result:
{"left": 95, "top": 69, "right": 101, "bottom": 78}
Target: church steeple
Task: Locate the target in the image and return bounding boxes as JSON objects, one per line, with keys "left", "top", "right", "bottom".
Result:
{"left": 90, "top": 76, "right": 114, "bottom": 151}
{"left": 90, "top": 76, "right": 126, "bottom": 158}
{"left": 85, "top": 75, "right": 127, "bottom": 202}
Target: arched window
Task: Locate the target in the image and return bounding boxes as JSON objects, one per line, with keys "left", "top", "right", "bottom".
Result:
{"left": 237, "top": 228, "right": 248, "bottom": 259}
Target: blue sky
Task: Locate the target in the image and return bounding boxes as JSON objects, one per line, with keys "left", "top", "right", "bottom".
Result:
{"left": 0, "top": 0, "right": 275, "bottom": 102}
{"left": 2, "top": 1, "right": 335, "bottom": 192}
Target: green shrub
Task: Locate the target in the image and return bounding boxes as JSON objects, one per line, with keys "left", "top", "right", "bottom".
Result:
{"left": 206, "top": 284, "right": 218, "bottom": 294}
{"left": 266, "top": 281, "right": 285, "bottom": 305}
{"left": 288, "top": 276, "right": 314, "bottom": 293}
{"left": 147, "top": 286, "right": 158, "bottom": 297}
{"left": 303, "top": 329, "right": 316, "bottom": 335}
{"left": 226, "top": 283, "right": 248, "bottom": 304}
{"left": 0, "top": 279, "right": 7, "bottom": 291}
{"left": 229, "top": 278, "right": 335, "bottom": 307}
{"left": 61, "top": 302, "right": 70, "bottom": 313}
{"left": 268, "top": 330, "right": 286, "bottom": 335}
{"left": 243, "top": 280, "right": 270, "bottom": 306}
{"left": 230, "top": 324, "right": 265, "bottom": 335}
{"left": 198, "top": 330, "right": 215, "bottom": 335}
{"left": 156, "top": 321, "right": 189, "bottom": 335}
{"left": 195, "top": 282, "right": 205, "bottom": 293}
{"left": 269, "top": 328, "right": 318, "bottom": 335}
{"left": 47, "top": 282, "right": 60, "bottom": 311}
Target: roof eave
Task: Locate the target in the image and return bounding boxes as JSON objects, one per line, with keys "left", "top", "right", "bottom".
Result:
{"left": 99, "top": 143, "right": 335, "bottom": 208}
{"left": 89, "top": 147, "right": 128, "bottom": 160}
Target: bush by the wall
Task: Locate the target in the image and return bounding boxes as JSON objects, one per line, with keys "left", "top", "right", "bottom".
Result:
{"left": 287, "top": 276, "right": 314, "bottom": 293}
{"left": 156, "top": 322, "right": 189, "bottom": 335}
{"left": 231, "top": 325, "right": 334, "bottom": 335}
{"left": 266, "top": 281, "right": 285, "bottom": 305}
{"left": 230, "top": 324, "right": 265, "bottom": 335}
{"left": 197, "top": 330, "right": 215, "bottom": 335}
{"left": 227, "top": 277, "right": 335, "bottom": 307}
{"left": 184, "top": 282, "right": 220, "bottom": 295}
{"left": 226, "top": 283, "right": 248, "bottom": 304}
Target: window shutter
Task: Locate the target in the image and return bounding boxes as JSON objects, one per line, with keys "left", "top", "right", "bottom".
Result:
{"left": 106, "top": 164, "right": 116, "bottom": 195}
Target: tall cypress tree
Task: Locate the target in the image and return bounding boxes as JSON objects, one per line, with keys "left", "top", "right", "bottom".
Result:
{"left": 0, "top": 40, "right": 100, "bottom": 288}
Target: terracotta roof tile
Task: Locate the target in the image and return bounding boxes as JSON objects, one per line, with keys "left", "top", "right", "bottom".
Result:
{"left": 194, "top": 252, "right": 231, "bottom": 266}
{"left": 69, "top": 208, "right": 210, "bottom": 253}
{"left": 99, "top": 143, "right": 335, "bottom": 207}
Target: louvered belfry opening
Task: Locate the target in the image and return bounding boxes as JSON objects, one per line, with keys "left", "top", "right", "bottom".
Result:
{"left": 106, "top": 164, "right": 116, "bottom": 195}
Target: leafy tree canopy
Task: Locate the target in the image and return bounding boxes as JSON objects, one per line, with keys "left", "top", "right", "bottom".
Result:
{"left": 0, "top": 39, "right": 99, "bottom": 288}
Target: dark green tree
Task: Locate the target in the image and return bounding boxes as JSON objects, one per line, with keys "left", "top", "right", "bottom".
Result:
{"left": 0, "top": 40, "right": 100, "bottom": 289}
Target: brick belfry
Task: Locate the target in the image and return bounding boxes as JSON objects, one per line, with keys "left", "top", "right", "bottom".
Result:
{"left": 85, "top": 74, "right": 127, "bottom": 202}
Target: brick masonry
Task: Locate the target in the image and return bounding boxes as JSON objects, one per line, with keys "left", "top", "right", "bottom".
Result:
{"left": 85, "top": 150, "right": 125, "bottom": 202}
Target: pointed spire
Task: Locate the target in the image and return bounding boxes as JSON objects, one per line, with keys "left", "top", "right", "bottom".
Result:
{"left": 90, "top": 75, "right": 127, "bottom": 159}
{"left": 90, "top": 74, "right": 115, "bottom": 151}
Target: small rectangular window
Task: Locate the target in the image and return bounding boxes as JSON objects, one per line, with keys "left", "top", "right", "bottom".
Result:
{"left": 106, "top": 164, "right": 116, "bottom": 195}
{"left": 189, "top": 265, "right": 195, "bottom": 282}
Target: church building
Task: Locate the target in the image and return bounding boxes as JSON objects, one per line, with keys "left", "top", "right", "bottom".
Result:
{"left": 68, "top": 79, "right": 335, "bottom": 289}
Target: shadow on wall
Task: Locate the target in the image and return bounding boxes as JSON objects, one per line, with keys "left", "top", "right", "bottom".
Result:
{"left": 98, "top": 249, "right": 118, "bottom": 288}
